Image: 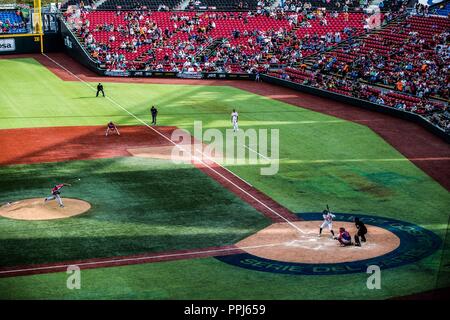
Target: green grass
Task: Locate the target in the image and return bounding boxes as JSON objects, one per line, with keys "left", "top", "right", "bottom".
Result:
{"left": 0, "top": 157, "right": 269, "bottom": 266}
{"left": 0, "top": 57, "right": 449, "bottom": 299}
{"left": 1, "top": 59, "right": 447, "bottom": 222}
{"left": 0, "top": 253, "right": 445, "bottom": 300}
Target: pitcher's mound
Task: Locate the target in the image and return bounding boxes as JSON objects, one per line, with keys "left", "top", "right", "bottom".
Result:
{"left": 236, "top": 221, "right": 400, "bottom": 264}
{"left": 0, "top": 198, "right": 91, "bottom": 221}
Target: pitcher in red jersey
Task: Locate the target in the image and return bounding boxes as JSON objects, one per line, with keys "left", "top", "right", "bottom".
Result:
{"left": 44, "top": 183, "right": 71, "bottom": 208}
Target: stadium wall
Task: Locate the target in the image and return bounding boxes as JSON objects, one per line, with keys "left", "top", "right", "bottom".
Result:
{"left": 262, "top": 74, "right": 450, "bottom": 143}
{"left": 0, "top": 33, "right": 62, "bottom": 55}
{"left": 60, "top": 19, "right": 103, "bottom": 74}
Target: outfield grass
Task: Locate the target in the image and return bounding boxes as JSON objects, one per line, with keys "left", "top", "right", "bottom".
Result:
{"left": 0, "top": 157, "right": 269, "bottom": 266}
{"left": 0, "top": 254, "right": 444, "bottom": 300}
{"left": 0, "top": 57, "right": 449, "bottom": 299}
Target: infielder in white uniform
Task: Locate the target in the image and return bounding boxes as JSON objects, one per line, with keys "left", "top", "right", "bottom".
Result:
{"left": 318, "top": 209, "right": 336, "bottom": 238}
{"left": 231, "top": 109, "right": 239, "bottom": 132}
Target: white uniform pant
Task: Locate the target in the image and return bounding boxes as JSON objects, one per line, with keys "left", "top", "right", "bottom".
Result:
{"left": 46, "top": 194, "right": 63, "bottom": 206}
{"left": 106, "top": 127, "right": 120, "bottom": 136}
{"left": 233, "top": 121, "right": 239, "bottom": 132}
{"left": 320, "top": 221, "right": 333, "bottom": 230}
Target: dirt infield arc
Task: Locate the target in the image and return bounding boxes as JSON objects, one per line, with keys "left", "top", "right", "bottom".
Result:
{"left": 235, "top": 220, "right": 400, "bottom": 264}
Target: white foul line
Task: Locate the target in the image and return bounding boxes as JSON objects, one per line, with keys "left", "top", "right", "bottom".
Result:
{"left": 41, "top": 53, "right": 306, "bottom": 235}
{"left": 0, "top": 241, "right": 288, "bottom": 275}
{"left": 244, "top": 144, "right": 271, "bottom": 161}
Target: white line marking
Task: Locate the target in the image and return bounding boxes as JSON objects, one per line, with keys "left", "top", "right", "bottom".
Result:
{"left": 41, "top": 54, "right": 305, "bottom": 235}
{"left": 0, "top": 242, "right": 289, "bottom": 275}
{"left": 282, "top": 157, "right": 450, "bottom": 164}
{"left": 244, "top": 144, "right": 271, "bottom": 161}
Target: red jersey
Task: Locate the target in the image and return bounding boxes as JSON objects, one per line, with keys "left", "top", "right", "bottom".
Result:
{"left": 51, "top": 184, "right": 64, "bottom": 194}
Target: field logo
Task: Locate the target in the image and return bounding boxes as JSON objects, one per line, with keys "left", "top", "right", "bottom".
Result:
{"left": 66, "top": 265, "right": 81, "bottom": 289}
{"left": 366, "top": 265, "right": 381, "bottom": 289}
{"left": 171, "top": 121, "right": 280, "bottom": 175}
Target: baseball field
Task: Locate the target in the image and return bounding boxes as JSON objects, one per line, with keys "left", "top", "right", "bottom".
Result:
{"left": 0, "top": 55, "right": 449, "bottom": 299}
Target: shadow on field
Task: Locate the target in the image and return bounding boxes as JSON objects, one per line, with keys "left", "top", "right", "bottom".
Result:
{"left": 0, "top": 233, "right": 245, "bottom": 268}
{"left": 0, "top": 159, "right": 271, "bottom": 268}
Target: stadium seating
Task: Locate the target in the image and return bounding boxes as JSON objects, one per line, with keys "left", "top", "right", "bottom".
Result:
{"left": 69, "top": 9, "right": 367, "bottom": 72}
{"left": 280, "top": 0, "right": 360, "bottom": 11}
{"left": 311, "top": 15, "right": 450, "bottom": 99}
{"left": 186, "top": 0, "right": 275, "bottom": 10}
{"left": 268, "top": 12, "right": 449, "bottom": 129}
{"left": 98, "top": 0, "right": 183, "bottom": 10}
{"left": 62, "top": 0, "right": 94, "bottom": 9}
{"left": 269, "top": 66, "right": 446, "bottom": 115}
{"left": 0, "top": 10, "right": 28, "bottom": 34}
{"left": 61, "top": 2, "right": 448, "bottom": 132}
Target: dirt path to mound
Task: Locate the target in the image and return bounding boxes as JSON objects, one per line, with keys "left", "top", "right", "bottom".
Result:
{"left": 236, "top": 221, "right": 400, "bottom": 264}
{"left": 0, "top": 198, "right": 91, "bottom": 220}
{"left": 4, "top": 53, "right": 446, "bottom": 191}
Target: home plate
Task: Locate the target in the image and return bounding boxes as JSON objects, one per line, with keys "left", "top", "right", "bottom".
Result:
{"left": 235, "top": 221, "right": 400, "bottom": 264}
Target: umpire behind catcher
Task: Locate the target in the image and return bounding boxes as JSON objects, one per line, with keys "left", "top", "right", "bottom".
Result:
{"left": 96, "top": 83, "right": 105, "bottom": 97}
{"left": 354, "top": 217, "right": 368, "bottom": 246}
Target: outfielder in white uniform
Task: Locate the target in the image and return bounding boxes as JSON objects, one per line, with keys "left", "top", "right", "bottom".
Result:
{"left": 231, "top": 109, "right": 239, "bottom": 132}
{"left": 319, "top": 209, "right": 336, "bottom": 238}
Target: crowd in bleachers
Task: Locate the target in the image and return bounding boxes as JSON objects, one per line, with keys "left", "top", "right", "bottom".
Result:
{"left": 63, "top": 0, "right": 94, "bottom": 10}
{"left": 308, "top": 15, "right": 450, "bottom": 100}
{"left": 186, "top": 1, "right": 275, "bottom": 11}
{"left": 202, "top": 8, "right": 367, "bottom": 73}
{"left": 269, "top": 67, "right": 449, "bottom": 132}
{"left": 0, "top": 10, "right": 28, "bottom": 34}
{"left": 267, "top": 9, "right": 449, "bottom": 132}
{"left": 68, "top": 5, "right": 371, "bottom": 73}
{"left": 280, "top": 0, "right": 358, "bottom": 12}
